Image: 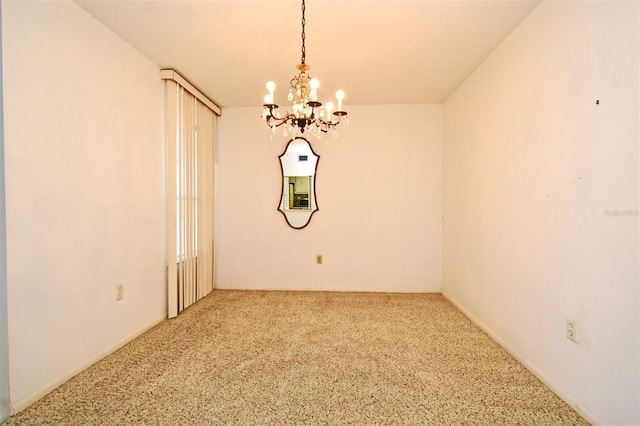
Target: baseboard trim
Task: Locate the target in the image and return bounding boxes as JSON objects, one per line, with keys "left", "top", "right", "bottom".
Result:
{"left": 215, "top": 284, "right": 438, "bottom": 293}
{"left": 441, "top": 291, "right": 601, "bottom": 426}
{"left": 9, "top": 312, "right": 167, "bottom": 415}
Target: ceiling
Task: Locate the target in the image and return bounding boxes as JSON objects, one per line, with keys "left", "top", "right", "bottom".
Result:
{"left": 74, "top": 0, "right": 541, "bottom": 108}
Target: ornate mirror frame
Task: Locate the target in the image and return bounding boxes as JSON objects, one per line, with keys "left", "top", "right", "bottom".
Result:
{"left": 278, "top": 137, "right": 320, "bottom": 229}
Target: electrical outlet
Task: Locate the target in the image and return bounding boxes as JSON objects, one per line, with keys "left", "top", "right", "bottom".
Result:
{"left": 116, "top": 284, "right": 124, "bottom": 301}
{"left": 566, "top": 318, "right": 577, "bottom": 342}
{"left": 316, "top": 254, "right": 323, "bottom": 264}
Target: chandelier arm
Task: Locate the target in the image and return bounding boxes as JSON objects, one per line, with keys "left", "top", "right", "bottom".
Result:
{"left": 316, "top": 118, "right": 340, "bottom": 127}
{"left": 265, "top": 112, "right": 298, "bottom": 128}
{"left": 313, "top": 118, "right": 333, "bottom": 133}
{"left": 317, "top": 118, "right": 339, "bottom": 126}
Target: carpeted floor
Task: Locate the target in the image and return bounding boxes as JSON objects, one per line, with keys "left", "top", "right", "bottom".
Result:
{"left": 2, "top": 290, "right": 588, "bottom": 425}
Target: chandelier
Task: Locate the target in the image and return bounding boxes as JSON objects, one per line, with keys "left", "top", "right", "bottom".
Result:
{"left": 261, "top": 0, "right": 349, "bottom": 138}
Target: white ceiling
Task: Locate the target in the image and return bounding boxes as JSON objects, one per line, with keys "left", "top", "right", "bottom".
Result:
{"left": 74, "top": 0, "right": 541, "bottom": 108}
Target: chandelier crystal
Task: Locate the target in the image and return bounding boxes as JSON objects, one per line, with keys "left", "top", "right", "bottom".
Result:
{"left": 261, "top": 0, "right": 349, "bottom": 139}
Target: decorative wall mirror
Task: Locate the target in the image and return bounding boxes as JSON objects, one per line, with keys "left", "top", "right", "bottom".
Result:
{"left": 278, "top": 137, "right": 319, "bottom": 229}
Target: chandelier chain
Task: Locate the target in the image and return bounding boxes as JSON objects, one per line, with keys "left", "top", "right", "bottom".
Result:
{"left": 301, "top": 0, "right": 306, "bottom": 65}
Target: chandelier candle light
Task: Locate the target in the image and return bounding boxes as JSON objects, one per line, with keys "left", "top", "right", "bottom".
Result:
{"left": 262, "top": 0, "right": 349, "bottom": 138}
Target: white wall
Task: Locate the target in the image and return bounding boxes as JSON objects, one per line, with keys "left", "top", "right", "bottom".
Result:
{"left": 442, "top": 2, "right": 638, "bottom": 425}
{"left": 2, "top": 1, "right": 166, "bottom": 411}
{"left": 216, "top": 104, "right": 442, "bottom": 292}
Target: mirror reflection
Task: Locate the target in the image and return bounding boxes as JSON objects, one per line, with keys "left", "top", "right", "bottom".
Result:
{"left": 278, "top": 137, "right": 319, "bottom": 229}
{"left": 284, "top": 176, "right": 312, "bottom": 210}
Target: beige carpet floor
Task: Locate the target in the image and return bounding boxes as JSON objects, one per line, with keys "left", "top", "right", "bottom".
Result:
{"left": 3, "top": 290, "right": 588, "bottom": 425}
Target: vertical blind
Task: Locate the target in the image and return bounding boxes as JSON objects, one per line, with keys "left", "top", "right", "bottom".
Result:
{"left": 164, "top": 73, "right": 218, "bottom": 318}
